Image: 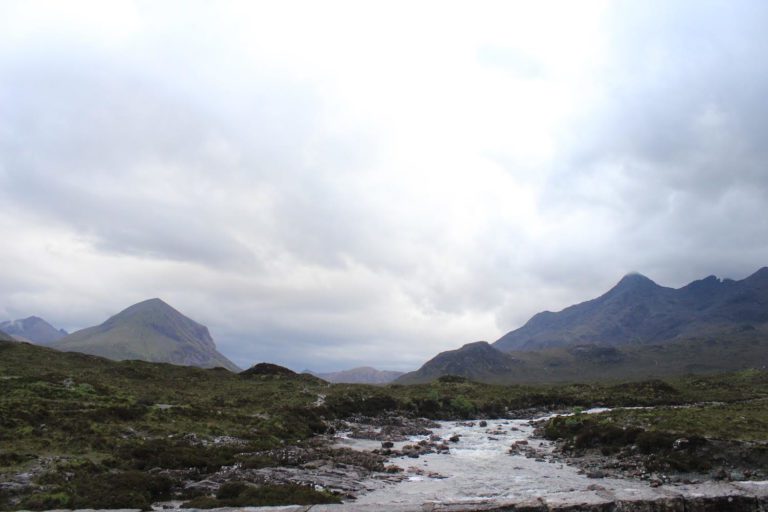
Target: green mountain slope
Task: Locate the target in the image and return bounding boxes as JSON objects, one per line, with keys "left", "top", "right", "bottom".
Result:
{"left": 396, "top": 333, "right": 768, "bottom": 385}
{"left": 53, "top": 298, "right": 240, "bottom": 371}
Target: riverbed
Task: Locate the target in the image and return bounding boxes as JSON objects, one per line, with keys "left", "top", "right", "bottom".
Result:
{"left": 333, "top": 416, "right": 768, "bottom": 510}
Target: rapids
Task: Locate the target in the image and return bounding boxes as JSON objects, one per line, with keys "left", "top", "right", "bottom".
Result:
{"left": 334, "top": 416, "right": 768, "bottom": 509}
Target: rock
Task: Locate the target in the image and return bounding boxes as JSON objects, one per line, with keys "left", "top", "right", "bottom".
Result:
{"left": 381, "top": 441, "right": 394, "bottom": 449}
{"left": 587, "top": 470, "right": 606, "bottom": 479}
{"left": 449, "top": 435, "right": 461, "bottom": 443}
{"left": 673, "top": 438, "right": 690, "bottom": 451}
{"left": 479, "top": 420, "right": 488, "bottom": 427}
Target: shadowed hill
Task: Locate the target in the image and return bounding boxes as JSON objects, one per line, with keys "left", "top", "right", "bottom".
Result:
{"left": 396, "top": 335, "right": 768, "bottom": 385}
{"left": 241, "top": 362, "right": 296, "bottom": 377}
{"left": 53, "top": 298, "right": 240, "bottom": 371}
{"left": 0, "top": 316, "right": 68, "bottom": 344}
{"left": 399, "top": 268, "right": 768, "bottom": 384}
{"left": 494, "top": 268, "right": 768, "bottom": 352}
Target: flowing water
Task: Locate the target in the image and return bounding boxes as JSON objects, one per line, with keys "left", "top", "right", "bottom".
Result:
{"left": 335, "top": 416, "right": 768, "bottom": 508}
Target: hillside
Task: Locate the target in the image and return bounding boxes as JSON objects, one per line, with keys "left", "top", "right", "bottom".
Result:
{"left": 494, "top": 268, "right": 768, "bottom": 352}
{"left": 310, "top": 366, "right": 404, "bottom": 384}
{"left": 3, "top": 336, "right": 768, "bottom": 509}
{"left": 399, "top": 267, "right": 768, "bottom": 384}
{"left": 396, "top": 335, "right": 768, "bottom": 385}
{"left": 53, "top": 298, "right": 240, "bottom": 371}
{"left": 0, "top": 316, "right": 67, "bottom": 344}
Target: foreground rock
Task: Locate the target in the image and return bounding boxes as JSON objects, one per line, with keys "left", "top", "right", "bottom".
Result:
{"left": 45, "top": 482, "right": 768, "bottom": 511}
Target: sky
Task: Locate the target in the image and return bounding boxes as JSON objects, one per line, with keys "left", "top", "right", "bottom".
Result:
{"left": 1, "top": 0, "right": 768, "bottom": 372}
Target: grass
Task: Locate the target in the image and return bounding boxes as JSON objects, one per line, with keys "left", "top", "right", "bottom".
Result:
{"left": 183, "top": 482, "right": 341, "bottom": 508}
{"left": 3, "top": 339, "right": 768, "bottom": 509}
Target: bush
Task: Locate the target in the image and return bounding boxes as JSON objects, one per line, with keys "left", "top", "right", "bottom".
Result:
{"left": 184, "top": 483, "right": 341, "bottom": 508}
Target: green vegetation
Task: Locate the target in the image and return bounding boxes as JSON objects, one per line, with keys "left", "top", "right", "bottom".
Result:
{"left": 543, "top": 395, "right": 768, "bottom": 476}
{"left": 555, "top": 399, "right": 768, "bottom": 443}
{"left": 3, "top": 340, "right": 768, "bottom": 509}
{"left": 183, "top": 482, "right": 341, "bottom": 508}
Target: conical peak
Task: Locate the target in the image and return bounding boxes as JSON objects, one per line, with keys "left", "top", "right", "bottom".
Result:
{"left": 119, "top": 298, "right": 177, "bottom": 316}
{"left": 614, "top": 272, "right": 658, "bottom": 288}
{"left": 134, "top": 298, "right": 171, "bottom": 309}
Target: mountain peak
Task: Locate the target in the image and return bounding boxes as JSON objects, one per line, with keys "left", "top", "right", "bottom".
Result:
{"left": 0, "top": 316, "right": 68, "bottom": 344}
{"left": 55, "top": 299, "right": 240, "bottom": 372}
{"left": 459, "top": 340, "right": 493, "bottom": 351}
{"left": 617, "top": 272, "right": 656, "bottom": 286}
{"left": 606, "top": 272, "right": 660, "bottom": 296}
{"left": 129, "top": 297, "right": 172, "bottom": 311}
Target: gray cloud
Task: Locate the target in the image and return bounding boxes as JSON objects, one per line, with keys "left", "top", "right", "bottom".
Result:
{"left": 1, "top": 1, "right": 768, "bottom": 371}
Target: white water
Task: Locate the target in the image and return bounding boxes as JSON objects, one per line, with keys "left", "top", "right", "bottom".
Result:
{"left": 335, "top": 417, "right": 767, "bottom": 507}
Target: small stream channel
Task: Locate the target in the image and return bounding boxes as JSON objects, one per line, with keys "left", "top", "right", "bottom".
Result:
{"left": 334, "top": 414, "right": 768, "bottom": 509}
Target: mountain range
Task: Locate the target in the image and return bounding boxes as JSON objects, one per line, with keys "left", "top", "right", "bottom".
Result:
{"left": 308, "top": 366, "right": 404, "bottom": 384}
{"left": 0, "top": 316, "right": 68, "bottom": 344}
{"left": 52, "top": 298, "right": 240, "bottom": 372}
{"left": 398, "top": 268, "right": 768, "bottom": 384}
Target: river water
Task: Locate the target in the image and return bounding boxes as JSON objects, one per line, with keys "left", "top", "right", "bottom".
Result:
{"left": 334, "top": 416, "right": 768, "bottom": 508}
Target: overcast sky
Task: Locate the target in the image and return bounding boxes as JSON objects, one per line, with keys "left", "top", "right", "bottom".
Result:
{"left": 1, "top": 1, "right": 767, "bottom": 371}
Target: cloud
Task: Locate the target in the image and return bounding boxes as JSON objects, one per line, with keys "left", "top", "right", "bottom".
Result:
{"left": 1, "top": 1, "right": 767, "bottom": 371}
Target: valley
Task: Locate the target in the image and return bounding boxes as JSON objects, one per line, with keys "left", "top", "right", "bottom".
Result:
{"left": 2, "top": 338, "right": 768, "bottom": 510}
{"left": 3, "top": 269, "right": 768, "bottom": 510}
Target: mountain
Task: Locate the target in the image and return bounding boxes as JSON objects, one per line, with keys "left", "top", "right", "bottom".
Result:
{"left": 241, "top": 362, "right": 297, "bottom": 377}
{"left": 396, "top": 336, "right": 768, "bottom": 385}
{"left": 0, "top": 329, "right": 15, "bottom": 342}
{"left": 53, "top": 298, "right": 240, "bottom": 372}
{"left": 394, "top": 342, "right": 519, "bottom": 384}
{"left": 309, "top": 366, "right": 404, "bottom": 384}
{"left": 398, "top": 268, "right": 768, "bottom": 384}
{"left": 0, "top": 316, "right": 68, "bottom": 344}
{"left": 494, "top": 268, "right": 768, "bottom": 352}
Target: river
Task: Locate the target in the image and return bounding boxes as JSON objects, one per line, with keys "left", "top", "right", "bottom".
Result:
{"left": 334, "top": 415, "right": 768, "bottom": 510}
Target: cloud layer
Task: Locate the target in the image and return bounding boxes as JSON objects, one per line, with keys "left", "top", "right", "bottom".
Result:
{"left": 1, "top": 1, "right": 767, "bottom": 371}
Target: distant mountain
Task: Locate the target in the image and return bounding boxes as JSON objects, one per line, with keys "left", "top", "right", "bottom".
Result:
{"left": 399, "top": 268, "right": 768, "bottom": 384}
{"left": 394, "top": 342, "right": 518, "bottom": 384}
{"left": 0, "top": 329, "right": 15, "bottom": 342}
{"left": 309, "top": 366, "right": 404, "bottom": 384}
{"left": 0, "top": 316, "right": 68, "bottom": 344}
{"left": 494, "top": 268, "right": 768, "bottom": 352}
{"left": 53, "top": 298, "right": 240, "bottom": 372}
{"left": 396, "top": 335, "right": 768, "bottom": 385}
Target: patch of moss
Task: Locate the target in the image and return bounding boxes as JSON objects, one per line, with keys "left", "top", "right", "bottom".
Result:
{"left": 183, "top": 482, "right": 341, "bottom": 508}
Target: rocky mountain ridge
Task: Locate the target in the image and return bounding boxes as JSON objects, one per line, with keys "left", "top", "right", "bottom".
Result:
{"left": 494, "top": 267, "right": 768, "bottom": 352}
{"left": 399, "top": 268, "right": 768, "bottom": 384}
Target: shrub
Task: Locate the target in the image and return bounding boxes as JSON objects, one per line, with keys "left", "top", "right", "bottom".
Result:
{"left": 183, "top": 483, "right": 341, "bottom": 508}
